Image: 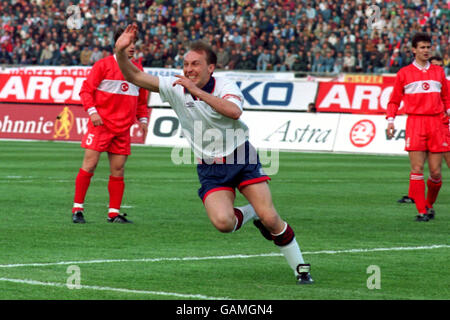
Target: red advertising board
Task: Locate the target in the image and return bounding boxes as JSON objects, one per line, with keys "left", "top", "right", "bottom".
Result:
{"left": 0, "top": 73, "right": 86, "bottom": 105}
{"left": 0, "top": 103, "right": 147, "bottom": 143}
{"left": 316, "top": 76, "right": 450, "bottom": 114}
{"left": 315, "top": 81, "right": 402, "bottom": 115}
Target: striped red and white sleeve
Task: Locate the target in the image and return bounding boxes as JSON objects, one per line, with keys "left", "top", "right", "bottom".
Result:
{"left": 386, "top": 69, "right": 405, "bottom": 120}
{"left": 79, "top": 60, "right": 104, "bottom": 115}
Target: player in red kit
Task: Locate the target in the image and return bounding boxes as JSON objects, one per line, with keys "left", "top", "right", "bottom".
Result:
{"left": 429, "top": 56, "right": 450, "bottom": 170}
{"left": 397, "top": 56, "right": 450, "bottom": 204}
{"left": 387, "top": 33, "right": 450, "bottom": 222}
{"left": 72, "top": 28, "right": 149, "bottom": 224}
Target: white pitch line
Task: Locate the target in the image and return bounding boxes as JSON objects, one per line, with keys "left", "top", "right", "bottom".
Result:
{"left": 0, "top": 245, "right": 448, "bottom": 269}
{"left": 0, "top": 277, "right": 231, "bottom": 300}
{"left": 0, "top": 253, "right": 283, "bottom": 268}
{"left": 303, "top": 244, "right": 450, "bottom": 255}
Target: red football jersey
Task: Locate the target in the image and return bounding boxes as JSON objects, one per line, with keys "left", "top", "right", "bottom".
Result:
{"left": 387, "top": 61, "right": 450, "bottom": 119}
{"left": 79, "top": 55, "right": 149, "bottom": 133}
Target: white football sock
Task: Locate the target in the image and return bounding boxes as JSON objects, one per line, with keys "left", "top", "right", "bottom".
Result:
{"left": 236, "top": 204, "right": 257, "bottom": 224}
{"left": 278, "top": 237, "right": 305, "bottom": 276}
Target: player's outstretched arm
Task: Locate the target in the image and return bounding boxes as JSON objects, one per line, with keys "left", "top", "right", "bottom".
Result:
{"left": 115, "top": 24, "right": 160, "bottom": 92}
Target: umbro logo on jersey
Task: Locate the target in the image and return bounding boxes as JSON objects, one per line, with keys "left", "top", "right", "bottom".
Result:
{"left": 186, "top": 102, "right": 195, "bottom": 108}
{"left": 422, "top": 82, "right": 430, "bottom": 90}
{"left": 121, "top": 82, "right": 129, "bottom": 92}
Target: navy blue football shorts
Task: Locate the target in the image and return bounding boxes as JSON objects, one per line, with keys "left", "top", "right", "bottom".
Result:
{"left": 196, "top": 141, "right": 271, "bottom": 203}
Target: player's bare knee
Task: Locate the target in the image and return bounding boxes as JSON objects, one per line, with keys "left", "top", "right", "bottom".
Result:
{"left": 429, "top": 171, "right": 442, "bottom": 180}
{"left": 82, "top": 163, "right": 97, "bottom": 173}
{"left": 411, "top": 166, "right": 424, "bottom": 174}
{"left": 211, "top": 215, "right": 234, "bottom": 233}
{"left": 257, "top": 211, "right": 281, "bottom": 231}
{"left": 110, "top": 167, "right": 125, "bottom": 177}
{"left": 212, "top": 221, "right": 234, "bottom": 233}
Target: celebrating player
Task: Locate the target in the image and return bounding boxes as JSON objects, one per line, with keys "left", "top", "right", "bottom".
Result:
{"left": 114, "top": 24, "right": 313, "bottom": 284}
{"left": 72, "top": 28, "right": 149, "bottom": 224}
{"left": 387, "top": 33, "right": 450, "bottom": 222}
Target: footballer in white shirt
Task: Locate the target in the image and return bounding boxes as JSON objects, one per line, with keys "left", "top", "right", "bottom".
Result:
{"left": 115, "top": 24, "right": 313, "bottom": 284}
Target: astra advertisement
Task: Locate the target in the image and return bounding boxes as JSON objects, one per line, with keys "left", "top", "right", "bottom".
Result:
{"left": 146, "top": 108, "right": 408, "bottom": 155}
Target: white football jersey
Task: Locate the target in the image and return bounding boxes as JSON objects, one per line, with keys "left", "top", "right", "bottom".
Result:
{"left": 158, "top": 76, "right": 249, "bottom": 158}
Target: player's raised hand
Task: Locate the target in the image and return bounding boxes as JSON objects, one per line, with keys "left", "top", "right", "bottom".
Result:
{"left": 115, "top": 24, "right": 137, "bottom": 52}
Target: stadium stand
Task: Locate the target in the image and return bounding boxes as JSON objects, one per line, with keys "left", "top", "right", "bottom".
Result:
{"left": 0, "top": 0, "right": 448, "bottom": 74}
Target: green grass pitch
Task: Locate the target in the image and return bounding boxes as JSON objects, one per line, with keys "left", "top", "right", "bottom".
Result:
{"left": 0, "top": 140, "right": 448, "bottom": 300}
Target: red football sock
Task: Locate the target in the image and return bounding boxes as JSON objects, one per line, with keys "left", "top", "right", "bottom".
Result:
{"left": 108, "top": 176, "right": 125, "bottom": 215}
{"left": 409, "top": 173, "right": 427, "bottom": 214}
{"left": 426, "top": 176, "right": 442, "bottom": 208}
{"left": 233, "top": 208, "right": 244, "bottom": 231}
{"left": 272, "top": 223, "right": 295, "bottom": 246}
{"left": 73, "top": 168, "right": 93, "bottom": 212}
{"left": 407, "top": 182, "right": 413, "bottom": 199}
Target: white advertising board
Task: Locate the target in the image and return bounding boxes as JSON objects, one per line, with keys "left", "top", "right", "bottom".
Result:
{"left": 240, "top": 111, "right": 339, "bottom": 151}
{"left": 149, "top": 80, "right": 318, "bottom": 111}
{"left": 146, "top": 109, "right": 340, "bottom": 152}
{"left": 146, "top": 108, "right": 189, "bottom": 148}
{"left": 333, "top": 114, "right": 407, "bottom": 155}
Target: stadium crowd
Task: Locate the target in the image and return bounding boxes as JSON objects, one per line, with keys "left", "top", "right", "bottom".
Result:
{"left": 0, "top": 0, "right": 449, "bottom": 74}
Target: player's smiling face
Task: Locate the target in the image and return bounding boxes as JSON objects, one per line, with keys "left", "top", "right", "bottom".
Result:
{"left": 183, "top": 50, "right": 215, "bottom": 88}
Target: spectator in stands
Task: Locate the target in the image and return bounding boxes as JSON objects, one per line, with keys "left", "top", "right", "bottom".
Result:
{"left": 80, "top": 46, "right": 92, "bottom": 66}
{"left": 311, "top": 51, "right": 324, "bottom": 73}
{"left": 323, "top": 51, "right": 335, "bottom": 73}
{"left": 19, "top": 51, "right": 29, "bottom": 64}
{"left": 389, "top": 58, "right": 402, "bottom": 73}
{"left": 28, "top": 43, "right": 40, "bottom": 65}
{"left": 273, "top": 50, "right": 287, "bottom": 72}
{"left": 216, "top": 46, "right": 229, "bottom": 69}
{"left": 284, "top": 50, "right": 297, "bottom": 71}
{"left": 248, "top": 48, "right": 260, "bottom": 70}
{"left": 330, "top": 51, "right": 342, "bottom": 73}
{"left": 307, "top": 103, "right": 317, "bottom": 113}
{"left": 365, "top": 52, "right": 379, "bottom": 74}
{"left": 0, "top": 46, "right": 11, "bottom": 64}
{"left": 292, "top": 52, "right": 308, "bottom": 72}
{"left": 60, "top": 50, "right": 72, "bottom": 66}
{"left": 235, "top": 52, "right": 255, "bottom": 70}
{"left": 257, "top": 48, "right": 271, "bottom": 71}
{"left": 173, "top": 47, "right": 185, "bottom": 69}
{"left": 354, "top": 53, "right": 365, "bottom": 73}
{"left": 0, "top": 0, "right": 447, "bottom": 73}
{"left": 342, "top": 51, "right": 355, "bottom": 73}
{"left": 151, "top": 50, "right": 164, "bottom": 68}
{"left": 377, "top": 52, "right": 390, "bottom": 73}
{"left": 227, "top": 48, "right": 241, "bottom": 70}
{"left": 90, "top": 46, "right": 103, "bottom": 65}
{"left": 443, "top": 53, "right": 450, "bottom": 75}
{"left": 39, "top": 41, "right": 53, "bottom": 65}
